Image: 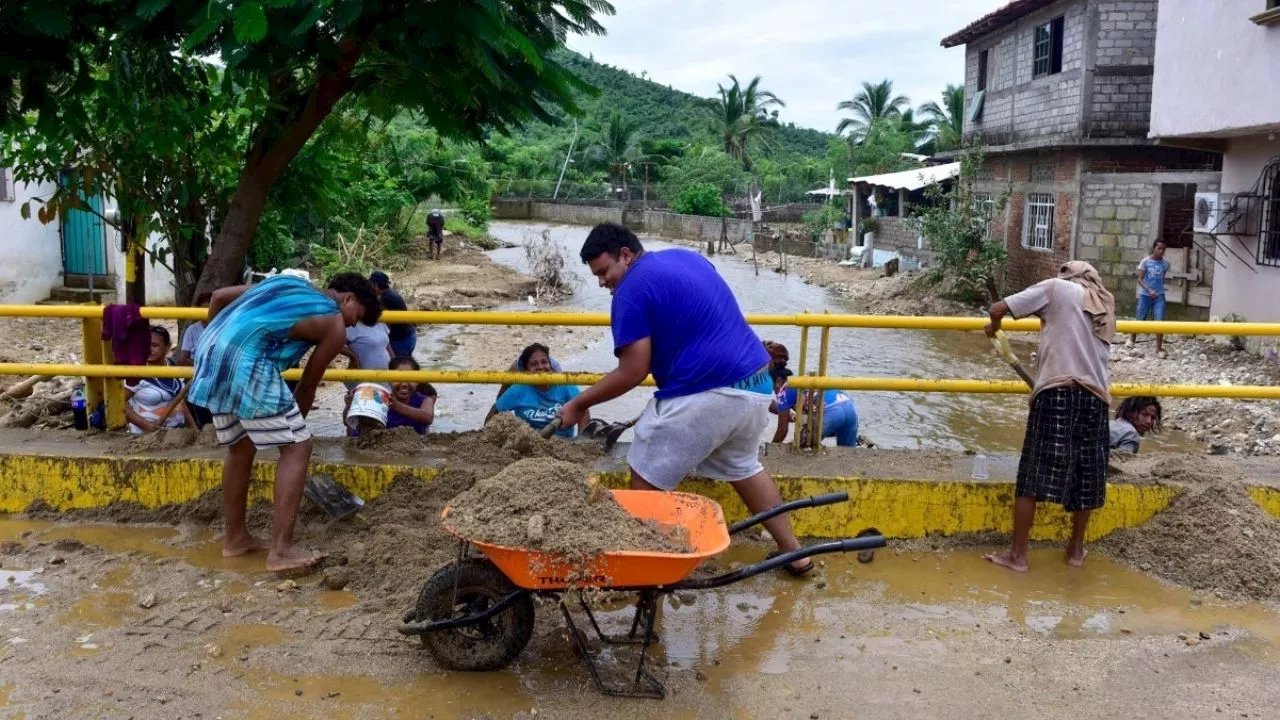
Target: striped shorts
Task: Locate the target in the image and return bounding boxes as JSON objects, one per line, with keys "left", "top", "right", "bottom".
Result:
{"left": 213, "top": 404, "right": 312, "bottom": 449}
{"left": 1016, "top": 385, "right": 1109, "bottom": 512}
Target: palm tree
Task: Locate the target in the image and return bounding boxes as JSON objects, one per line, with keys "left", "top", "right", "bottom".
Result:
{"left": 704, "top": 74, "right": 785, "bottom": 170}
{"left": 836, "top": 79, "right": 911, "bottom": 141}
{"left": 588, "top": 110, "right": 640, "bottom": 198}
{"left": 919, "top": 84, "right": 966, "bottom": 153}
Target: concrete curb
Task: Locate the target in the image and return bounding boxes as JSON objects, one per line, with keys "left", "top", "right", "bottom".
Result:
{"left": 3, "top": 451, "right": 1260, "bottom": 543}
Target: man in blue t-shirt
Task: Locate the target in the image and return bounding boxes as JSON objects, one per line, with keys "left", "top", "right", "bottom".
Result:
{"left": 556, "top": 223, "right": 812, "bottom": 575}
{"left": 1129, "top": 240, "right": 1170, "bottom": 357}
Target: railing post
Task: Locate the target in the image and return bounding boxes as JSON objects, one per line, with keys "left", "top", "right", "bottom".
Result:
{"left": 101, "top": 339, "right": 127, "bottom": 430}
{"left": 80, "top": 318, "right": 104, "bottom": 413}
{"left": 793, "top": 312, "right": 810, "bottom": 452}
{"left": 813, "top": 312, "right": 831, "bottom": 451}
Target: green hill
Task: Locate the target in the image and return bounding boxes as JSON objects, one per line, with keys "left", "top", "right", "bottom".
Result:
{"left": 523, "top": 50, "right": 835, "bottom": 161}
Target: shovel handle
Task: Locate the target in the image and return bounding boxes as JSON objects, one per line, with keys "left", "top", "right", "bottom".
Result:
{"left": 539, "top": 417, "right": 564, "bottom": 439}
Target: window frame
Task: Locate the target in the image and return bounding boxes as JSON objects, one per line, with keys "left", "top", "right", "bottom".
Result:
{"left": 0, "top": 168, "right": 13, "bottom": 203}
{"left": 977, "top": 49, "right": 990, "bottom": 92}
{"left": 1022, "top": 193, "right": 1056, "bottom": 251}
{"left": 1258, "top": 161, "right": 1280, "bottom": 267}
{"left": 972, "top": 192, "right": 996, "bottom": 237}
{"left": 1033, "top": 16, "right": 1065, "bottom": 79}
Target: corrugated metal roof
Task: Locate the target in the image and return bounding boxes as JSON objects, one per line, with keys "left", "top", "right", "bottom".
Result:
{"left": 941, "top": 0, "right": 1062, "bottom": 47}
{"left": 848, "top": 162, "right": 961, "bottom": 192}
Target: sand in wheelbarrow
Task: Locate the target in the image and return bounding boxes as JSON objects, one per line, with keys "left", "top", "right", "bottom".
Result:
{"left": 1097, "top": 462, "right": 1280, "bottom": 602}
{"left": 445, "top": 457, "right": 689, "bottom": 564}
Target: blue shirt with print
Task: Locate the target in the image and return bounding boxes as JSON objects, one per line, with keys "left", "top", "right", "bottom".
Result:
{"left": 1138, "top": 257, "right": 1169, "bottom": 297}
{"left": 611, "top": 249, "right": 769, "bottom": 399}
{"left": 776, "top": 388, "right": 851, "bottom": 413}
{"left": 495, "top": 384, "right": 581, "bottom": 438}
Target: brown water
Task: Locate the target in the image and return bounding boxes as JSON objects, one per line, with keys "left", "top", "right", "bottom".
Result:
{"left": 415, "top": 222, "right": 1199, "bottom": 454}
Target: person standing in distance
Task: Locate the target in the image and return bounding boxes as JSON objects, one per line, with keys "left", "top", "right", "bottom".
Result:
{"left": 555, "top": 223, "right": 812, "bottom": 575}
{"left": 369, "top": 271, "right": 415, "bottom": 358}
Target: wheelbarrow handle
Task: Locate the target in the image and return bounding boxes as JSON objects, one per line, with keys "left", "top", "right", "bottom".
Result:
{"left": 670, "top": 534, "right": 887, "bottom": 591}
{"left": 727, "top": 491, "right": 850, "bottom": 535}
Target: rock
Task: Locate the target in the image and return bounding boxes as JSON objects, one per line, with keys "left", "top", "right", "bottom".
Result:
{"left": 1185, "top": 637, "right": 1201, "bottom": 647}
{"left": 1199, "top": 631, "right": 1211, "bottom": 640}
{"left": 0, "top": 541, "right": 22, "bottom": 555}
{"left": 811, "top": 714, "right": 820, "bottom": 720}
{"left": 1139, "top": 562, "right": 1153, "bottom": 571}
{"left": 695, "top": 670, "right": 709, "bottom": 683}
{"left": 1004, "top": 657, "right": 1012, "bottom": 664}
{"left": 49, "top": 556, "right": 64, "bottom": 566}
{"left": 1120, "top": 628, "right": 1133, "bottom": 634}
{"left": 526, "top": 514, "right": 545, "bottom": 544}
{"left": 815, "top": 580, "right": 827, "bottom": 590}
{"left": 138, "top": 592, "right": 157, "bottom": 609}
{"left": 295, "top": 689, "right": 303, "bottom": 697}
{"left": 668, "top": 594, "right": 682, "bottom": 610}
{"left": 321, "top": 569, "right": 351, "bottom": 592}
{"left": 205, "top": 644, "right": 224, "bottom": 658}
{"left": 676, "top": 591, "right": 697, "bottom": 606}
{"left": 52, "top": 539, "right": 85, "bottom": 552}
{"left": 277, "top": 579, "right": 298, "bottom": 592}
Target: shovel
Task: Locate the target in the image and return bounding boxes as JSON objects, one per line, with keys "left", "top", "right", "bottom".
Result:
{"left": 303, "top": 473, "right": 365, "bottom": 520}
{"left": 540, "top": 418, "right": 606, "bottom": 503}
{"left": 989, "top": 330, "right": 1036, "bottom": 389}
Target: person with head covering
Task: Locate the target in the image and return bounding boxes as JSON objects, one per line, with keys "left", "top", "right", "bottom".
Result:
{"left": 1110, "top": 396, "right": 1162, "bottom": 453}
{"left": 427, "top": 209, "right": 445, "bottom": 260}
{"left": 983, "top": 260, "right": 1115, "bottom": 573}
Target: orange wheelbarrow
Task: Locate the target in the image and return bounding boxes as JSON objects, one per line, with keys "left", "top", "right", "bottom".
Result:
{"left": 398, "top": 489, "right": 885, "bottom": 699}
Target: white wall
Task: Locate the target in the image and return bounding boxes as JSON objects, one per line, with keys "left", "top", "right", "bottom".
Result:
{"left": 1208, "top": 133, "right": 1280, "bottom": 322}
{"left": 0, "top": 176, "right": 66, "bottom": 304}
{"left": 105, "top": 222, "right": 178, "bottom": 305}
{"left": 1151, "top": 0, "right": 1280, "bottom": 138}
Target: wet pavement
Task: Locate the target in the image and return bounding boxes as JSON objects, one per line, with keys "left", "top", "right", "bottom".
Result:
{"left": 2, "top": 518, "right": 1277, "bottom": 719}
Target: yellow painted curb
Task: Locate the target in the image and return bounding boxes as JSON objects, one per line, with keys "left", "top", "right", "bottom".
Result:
{"left": 1248, "top": 486, "right": 1280, "bottom": 520}
{"left": 0, "top": 453, "right": 1195, "bottom": 542}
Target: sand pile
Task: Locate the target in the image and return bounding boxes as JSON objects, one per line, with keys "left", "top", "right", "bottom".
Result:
{"left": 1099, "top": 460, "right": 1280, "bottom": 601}
{"left": 461, "top": 413, "right": 603, "bottom": 468}
{"left": 445, "top": 458, "right": 687, "bottom": 563}
{"left": 346, "top": 426, "right": 427, "bottom": 456}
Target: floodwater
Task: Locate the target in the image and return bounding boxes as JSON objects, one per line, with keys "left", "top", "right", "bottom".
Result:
{"left": 417, "top": 222, "right": 1196, "bottom": 454}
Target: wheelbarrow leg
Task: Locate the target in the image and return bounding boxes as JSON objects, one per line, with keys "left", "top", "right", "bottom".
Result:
{"left": 560, "top": 592, "right": 665, "bottom": 699}
{"left": 576, "top": 595, "right": 657, "bottom": 646}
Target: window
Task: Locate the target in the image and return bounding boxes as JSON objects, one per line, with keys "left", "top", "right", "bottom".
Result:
{"left": 1033, "top": 16, "right": 1065, "bottom": 78}
{"left": 977, "top": 49, "right": 989, "bottom": 92}
{"left": 1022, "top": 193, "right": 1055, "bottom": 250}
{"left": 0, "top": 168, "right": 13, "bottom": 203}
{"left": 1259, "top": 161, "right": 1280, "bottom": 266}
{"left": 973, "top": 192, "right": 996, "bottom": 235}
{"left": 1030, "top": 163, "right": 1055, "bottom": 183}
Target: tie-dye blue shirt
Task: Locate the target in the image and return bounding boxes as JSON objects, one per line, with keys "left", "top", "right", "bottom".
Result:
{"left": 188, "top": 275, "right": 339, "bottom": 418}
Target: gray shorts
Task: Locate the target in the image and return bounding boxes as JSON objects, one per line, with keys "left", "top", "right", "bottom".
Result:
{"left": 627, "top": 387, "right": 771, "bottom": 491}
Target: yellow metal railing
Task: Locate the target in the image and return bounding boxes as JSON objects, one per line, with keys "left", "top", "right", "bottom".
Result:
{"left": 2, "top": 305, "right": 1276, "bottom": 442}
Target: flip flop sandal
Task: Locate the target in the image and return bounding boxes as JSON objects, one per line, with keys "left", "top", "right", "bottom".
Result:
{"left": 767, "top": 550, "right": 815, "bottom": 577}
{"left": 856, "top": 527, "right": 882, "bottom": 564}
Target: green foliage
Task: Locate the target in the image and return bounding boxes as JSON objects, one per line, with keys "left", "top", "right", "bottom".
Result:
{"left": 459, "top": 196, "right": 493, "bottom": 230}
{"left": 919, "top": 85, "right": 965, "bottom": 153}
{"left": 309, "top": 227, "right": 405, "bottom": 280}
{"left": 664, "top": 148, "right": 747, "bottom": 200}
{"left": 801, "top": 198, "right": 847, "bottom": 240}
{"left": 837, "top": 79, "right": 911, "bottom": 141}
{"left": 908, "top": 148, "right": 1008, "bottom": 303}
{"left": 853, "top": 119, "right": 923, "bottom": 176}
{"left": 703, "top": 74, "right": 784, "bottom": 169}
{"left": 672, "top": 184, "right": 726, "bottom": 217}
{"left": 248, "top": 210, "right": 297, "bottom": 271}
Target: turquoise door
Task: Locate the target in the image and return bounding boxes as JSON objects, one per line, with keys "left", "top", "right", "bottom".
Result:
{"left": 60, "top": 174, "right": 108, "bottom": 275}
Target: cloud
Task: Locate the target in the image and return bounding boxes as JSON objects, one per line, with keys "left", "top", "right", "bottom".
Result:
{"left": 569, "top": 0, "right": 1006, "bottom": 134}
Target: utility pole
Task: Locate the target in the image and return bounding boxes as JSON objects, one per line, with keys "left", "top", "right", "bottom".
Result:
{"left": 552, "top": 118, "right": 579, "bottom": 200}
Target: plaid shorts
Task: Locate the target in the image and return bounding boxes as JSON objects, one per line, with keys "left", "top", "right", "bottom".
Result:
{"left": 213, "top": 404, "right": 312, "bottom": 449}
{"left": 1016, "top": 385, "right": 1109, "bottom": 512}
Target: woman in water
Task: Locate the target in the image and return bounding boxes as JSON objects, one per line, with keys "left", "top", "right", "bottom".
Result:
{"left": 384, "top": 355, "right": 437, "bottom": 434}
{"left": 1110, "top": 396, "right": 1162, "bottom": 453}
{"left": 769, "top": 364, "right": 860, "bottom": 447}
{"left": 487, "top": 342, "right": 590, "bottom": 438}
{"left": 124, "top": 325, "right": 196, "bottom": 433}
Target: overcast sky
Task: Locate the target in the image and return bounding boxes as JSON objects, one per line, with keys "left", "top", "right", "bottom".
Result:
{"left": 570, "top": 0, "right": 1008, "bottom": 134}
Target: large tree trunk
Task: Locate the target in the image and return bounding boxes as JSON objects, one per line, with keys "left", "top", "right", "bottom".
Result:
{"left": 193, "top": 37, "right": 365, "bottom": 298}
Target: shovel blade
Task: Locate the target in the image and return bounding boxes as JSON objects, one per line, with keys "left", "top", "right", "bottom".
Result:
{"left": 304, "top": 473, "right": 365, "bottom": 520}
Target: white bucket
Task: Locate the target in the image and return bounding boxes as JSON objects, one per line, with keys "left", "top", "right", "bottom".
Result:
{"left": 347, "top": 383, "right": 391, "bottom": 431}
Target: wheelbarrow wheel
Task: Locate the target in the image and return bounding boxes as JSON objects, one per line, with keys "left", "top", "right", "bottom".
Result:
{"left": 413, "top": 558, "right": 535, "bottom": 672}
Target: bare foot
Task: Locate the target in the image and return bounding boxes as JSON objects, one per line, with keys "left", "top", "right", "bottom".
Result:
{"left": 1066, "top": 547, "right": 1088, "bottom": 568}
{"left": 266, "top": 547, "right": 327, "bottom": 574}
{"left": 985, "top": 551, "right": 1028, "bottom": 573}
{"left": 222, "top": 534, "right": 269, "bottom": 558}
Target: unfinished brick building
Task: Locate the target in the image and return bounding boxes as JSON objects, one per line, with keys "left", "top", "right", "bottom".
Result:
{"left": 942, "top": 0, "right": 1221, "bottom": 316}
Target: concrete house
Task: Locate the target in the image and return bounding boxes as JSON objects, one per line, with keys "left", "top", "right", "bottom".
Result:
{"left": 1149, "top": 0, "right": 1280, "bottom": 327}
{"left": 942, "top": 0, "right": 1221, "bottom": 316}
{"left": 0, "top": 165, "right": 177, "bottom": 305}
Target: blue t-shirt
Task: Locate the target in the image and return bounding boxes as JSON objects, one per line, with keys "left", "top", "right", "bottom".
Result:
{"left": 1138, "top": 257, "right": 1169, "bottom": 297}
{"left": 776, "top": 388, "right": 850, "bottom": 413}
{"left": 495, "top": 384, "right": 581, "bottom": 438}
{"left": 611, "top": 249, "right": 769, "bottom": 399}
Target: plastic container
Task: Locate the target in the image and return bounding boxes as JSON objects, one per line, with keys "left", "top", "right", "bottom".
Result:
{"left": 971, "top": 453, "right": 989, "bottom": 480}
{"left": 346, "top": 383, "right": 391, "bottom": 431}
{"left": 71, "top": 386, "right": 88, "bottom": 431}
